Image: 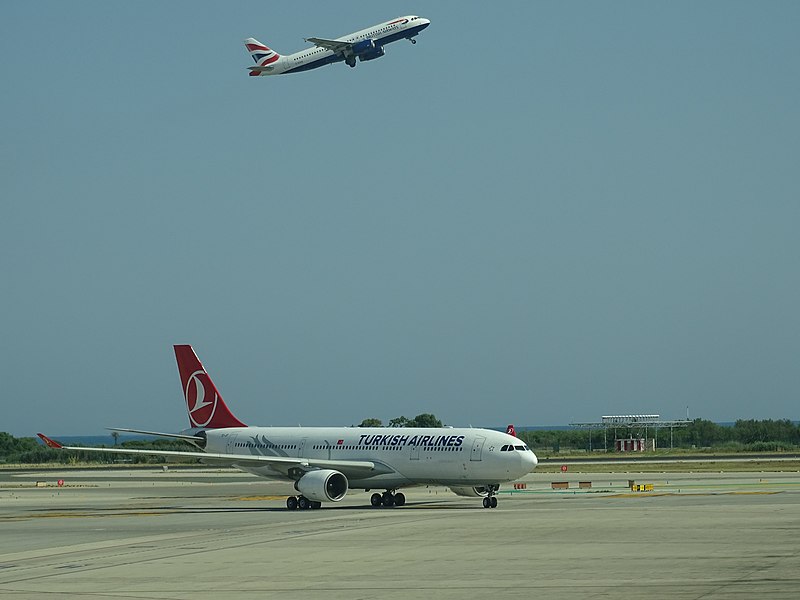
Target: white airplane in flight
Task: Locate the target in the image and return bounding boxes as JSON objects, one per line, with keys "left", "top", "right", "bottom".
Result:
{"left": 245, "top": 15, "right": 431, "bottom": 76}
{"left": 39, "top": 345, "right": 537, "bottom": 510}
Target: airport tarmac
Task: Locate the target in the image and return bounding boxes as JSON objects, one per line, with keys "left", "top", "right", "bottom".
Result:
{"left": 1, "top": 468, "right": 799, "bottom": 599}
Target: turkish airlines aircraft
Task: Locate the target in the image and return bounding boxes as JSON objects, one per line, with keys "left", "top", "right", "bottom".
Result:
{"left": 39, "top": 345, "right": 537, "bottom": 510}
{"left": 245, "top": 15, "right": 430, "bottom": 76}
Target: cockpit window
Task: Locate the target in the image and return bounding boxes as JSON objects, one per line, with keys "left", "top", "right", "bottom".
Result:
{"left": 514, "top": 445, "right": 525, "bottom": 451}
{"left": 501, "top": 444, "right": 509, "bottom": 451}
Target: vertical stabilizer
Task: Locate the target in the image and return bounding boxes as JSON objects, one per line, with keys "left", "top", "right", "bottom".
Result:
{"left": 174, "top": 345, "right": 247, "bottom": 428}
{"left": 244, "top": 37, "right": 282, "bottom": 76}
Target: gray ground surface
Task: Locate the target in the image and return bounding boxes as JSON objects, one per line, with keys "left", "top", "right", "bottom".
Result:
{"left": 1, "top": 468, "right": 799, "bottom": 599}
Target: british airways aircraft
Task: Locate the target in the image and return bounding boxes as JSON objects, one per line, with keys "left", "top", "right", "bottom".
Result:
{"left": 245, "top": 15, "right": 430, "bottom": 76}
{"left": 39, "top": 345, "right": 537, "bottom": 510}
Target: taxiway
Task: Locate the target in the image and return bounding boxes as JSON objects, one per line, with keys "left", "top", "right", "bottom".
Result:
{"left": 1, "top": 468, "right": 799, "bottom": 599}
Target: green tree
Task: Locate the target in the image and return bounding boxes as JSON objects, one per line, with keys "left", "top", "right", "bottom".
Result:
{"left": 409, "top": 413, "right": 443, "bottom": 428}
{"left": 358, "top": 418, "right": 383, "bottom": 427}
{"left": 387, "top": 414, "right": 443, "bottom": 427}
{"left": 389, "top": 416, "right": 411, "bottom": 428}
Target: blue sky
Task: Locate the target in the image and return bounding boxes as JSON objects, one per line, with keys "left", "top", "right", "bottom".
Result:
{"left": 2, "top": 1, "right": 799, "bottom": 436}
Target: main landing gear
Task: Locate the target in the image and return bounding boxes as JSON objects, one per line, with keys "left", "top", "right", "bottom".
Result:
{"left": 286, "top": 495, "right": 321, "bottom": 510}
{"left": 409, "top": 38, "right": 417, "bottom": 44}
{"left": 370, "top": 490, "right": 406, "bottom": 508}
{"left": 482, "top": 485, "right": 500, "bottom": 509}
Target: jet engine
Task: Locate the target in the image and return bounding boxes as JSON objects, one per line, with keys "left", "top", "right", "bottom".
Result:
{"left": 449, "top": 485, "right": 492, "bottom": 498}
{"left": 358, "top": 46, "right": 385, "bottom": 62}
{"left": 295, "top": 469, "right": 348, "bottom": 502}
{"left": 352, "top": 38, "right": 377, "bottom": 55}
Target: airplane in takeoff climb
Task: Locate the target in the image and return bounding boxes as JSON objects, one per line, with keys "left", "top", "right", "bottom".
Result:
{"left": 245, "top": 15, "right": 430, "bottom": 76}
{"left": 39, "top": 345, "right": 537, "bottom": 510}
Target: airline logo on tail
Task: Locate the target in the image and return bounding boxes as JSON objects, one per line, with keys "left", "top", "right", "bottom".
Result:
{"left": 185, "top": 370, "right": 218, "bottom": 427}
{"left": 245, "top": 38, "right": 281, "bottom": 76}
{"left": 174, "top": 345, "right": 246, "bottom": 429}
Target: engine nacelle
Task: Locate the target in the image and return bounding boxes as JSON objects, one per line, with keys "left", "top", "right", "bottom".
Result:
{"left": 351, "top": 38, "right": 376, "bottom": 55}
{"left": 295, "top": 469, "right": 348, "bottom": 502}
{"left": 449, "top": 485, "right": 492, "bottom": 498}
{"left": 358, "top": 46, "right": 385, "bottom": 62}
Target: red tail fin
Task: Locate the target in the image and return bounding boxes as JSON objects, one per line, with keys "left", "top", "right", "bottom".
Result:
{"left": 174, "top": 345, "right": 246, "bottom": 428}
{"left": 506, "top": 424, "right": 517, "bottom": 438}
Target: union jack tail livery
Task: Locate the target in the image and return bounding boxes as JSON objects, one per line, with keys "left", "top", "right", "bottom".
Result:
{"left": 174, "top": 345, "right": 246, "bottom": 428}
{"left": 244, "top": 38, "right": 283, "bottom": 76}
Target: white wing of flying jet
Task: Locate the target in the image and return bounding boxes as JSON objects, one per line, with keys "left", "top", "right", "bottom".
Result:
{"left": 304, "top": 37, "right": 354, "bottom": 54}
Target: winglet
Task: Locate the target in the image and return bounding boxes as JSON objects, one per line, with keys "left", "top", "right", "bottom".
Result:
{"left": 37, "top": 433, "right": 64, "bottom": 449}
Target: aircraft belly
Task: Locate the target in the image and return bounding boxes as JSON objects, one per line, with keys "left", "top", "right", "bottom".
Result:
{"left": 238, "top": 464, "right": 290, "bottom": 479}
{"left": 349, "top": 474, "right": 413, "bottom": 490}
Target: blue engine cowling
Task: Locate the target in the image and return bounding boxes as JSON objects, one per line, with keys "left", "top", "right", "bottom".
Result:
{"left": 352, "top": 38, "right": 376, "bottom": 55}
{"left": 351, "top": 38, "right": 385, "bottom": 61}
{"left": 358, "top": 45, "right": 385, "bottom": 62}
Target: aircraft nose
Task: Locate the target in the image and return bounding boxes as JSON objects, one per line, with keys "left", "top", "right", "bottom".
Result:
{"left": 420, "top": 18, "right": 431, "bottom": 29}
{"left": 524, "top": 450, "right": 539, "bottom": 472}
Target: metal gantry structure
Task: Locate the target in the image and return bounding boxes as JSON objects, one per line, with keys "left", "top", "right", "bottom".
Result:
{"left": 569, "top": 414, "right": 692, "bottom": 451}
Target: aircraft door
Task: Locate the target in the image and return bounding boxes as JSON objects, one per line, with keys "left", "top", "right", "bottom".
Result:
{"left": 470, "top": 436, "right": 486, "bottom": 461}
{"left": 298, "top": 437, "right": 307, "bottom": 458}
{"left": 410, "top": 443, "right": 420, "bottom": 460}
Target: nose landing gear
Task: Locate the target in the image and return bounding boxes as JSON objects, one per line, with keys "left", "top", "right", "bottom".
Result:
{"left": 481, "top": 485, "right": 500, "bottom": 508}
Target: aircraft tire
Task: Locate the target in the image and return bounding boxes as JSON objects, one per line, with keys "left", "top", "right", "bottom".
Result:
{"left": 490, "top": 496, "right": 498, "bottom": 508}
{"left": 298, "top": 496, "right": 310, "bottom": 510}
{"left": 287, "top": 496, "right": 298, "bottom": 510}
{"left": 311, "top": 501, "right": 322, "bottom": 509}
{"left": 370, "top": 493, "right": 383, "bottom": 507}
{"left": 482, "top": 497, "right": 491, "bottom": 509}
{"left": 382, "top": 491, "right": 395, "bottom": 507}
{"left": 394, "top": 492, "right": 406, "bottom": 507}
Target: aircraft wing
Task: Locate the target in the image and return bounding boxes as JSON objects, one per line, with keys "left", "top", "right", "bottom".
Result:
{"left": 305, "top": 37, "right": 353, "bottom": 54}
{"left": 37, "top": 434, "right": 389, "bottom": 479}
{"left": 107, "top": 427, "right": 205, "bottom": 442}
